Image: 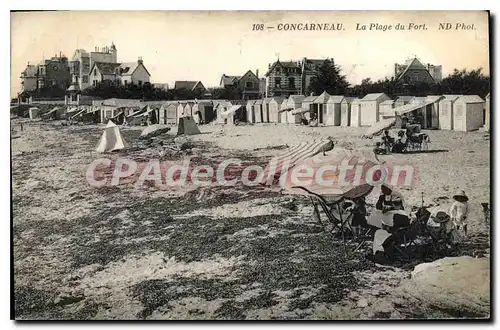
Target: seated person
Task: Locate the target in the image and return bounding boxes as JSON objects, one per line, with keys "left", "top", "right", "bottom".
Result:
{"left": 345, "top": 197, "right": 368, "bottom": 236}
{"left": 374, "top": 141, "right": 386, "bottom": 154}
{"left": 376, "top": 184, "right": 405, "bottom": 212}
{"left": 376, "top": 184, "right": 409, "bottom": 230}
{"left": 371, "top": 228, "right": 395, "bottom": 264}
{"left": 381, "top": 130, "right": 394, "bottom": 148}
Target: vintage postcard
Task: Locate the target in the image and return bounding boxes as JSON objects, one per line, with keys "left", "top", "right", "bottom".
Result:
{"left": 11, "top": 10, "right": 490, "bottom": 320}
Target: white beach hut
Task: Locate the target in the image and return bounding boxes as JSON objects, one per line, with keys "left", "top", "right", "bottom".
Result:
{"left": 438, "top": 95, "right": 462, "bottom": 130}
{"left": 350, "top": 98, "right": 362, "bottom": 127}
{"left": 360, "top": 93, "right": 391, "bottom": 126}
{"left": 340, "top": 97, "right": 354, "bottom": 127}
{"left": 452, "top": 95, "right": 485, "bottom": 132}
{"left": 325, "top": 95, "right": 344, "bottom": 126}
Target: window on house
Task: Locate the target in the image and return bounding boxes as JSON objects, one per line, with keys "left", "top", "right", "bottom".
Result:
{"left": 245, "top": 81, "right": 254, "bottom": 89}
{"left": 288, "top": 77, "right": 295, "bottom": 89}
{"left": 275, "top": 77, "right": 282, "bottom": 88}
{"left": 276, "top": 68, "right": 281, "bottom": 75}
{"left": 93, "top": 69, "right": 97, "bottom": 76}
{"left": 138, "top": 80, "right": 143, "bottom": 86}
{"left": 82, "top": 75, "right": 89, "bottom": 83}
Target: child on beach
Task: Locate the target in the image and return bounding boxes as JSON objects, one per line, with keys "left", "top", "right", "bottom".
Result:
{"left": 450, "top": 190, "right": 469, "bottom": 236}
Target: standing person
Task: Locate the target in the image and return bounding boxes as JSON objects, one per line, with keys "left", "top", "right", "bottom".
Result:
{"left": 197, "top": 111, "right": 203, "bottom": 125}
{"left": 450, "top": 190, "right": 469, "bottom": 236}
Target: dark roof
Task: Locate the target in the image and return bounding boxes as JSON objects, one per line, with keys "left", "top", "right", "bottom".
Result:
{"left": 281, "top": 61, "right": 300, "bottom": 68}
{"left": 265, "top": 60, "right": 301, "bottom": 76}
{"left": 174, "top": 81, "right": 204, "bottom": 91}
{"left": 395, "top": 57, "right": 435, "bottom": 82}
{"left": 94, "top": 62, "right": 121, "bottom": 75}
{"left": 220, "top": 75, "right": 240, "bottom": 86}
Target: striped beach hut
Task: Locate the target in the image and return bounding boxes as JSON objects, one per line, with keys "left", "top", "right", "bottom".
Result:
{"left": 301, "top": 95, "right": 317, "bottom": 121}
{"left": 262, "top": 98, "right": 274, "bottom": 123}
{"left": 192, "top": 100, "right": 214, "bottom": 124}
{"left": 438, "top": 95, "right": 461, "bottom": 130}
{"left": 183, "top": 102, "right": 194, "bottom": 118}
{"left": 286, "top": 95, "right": 305, "bottom": 124}
{"left": 349, "top": 98, "right": 362, "bottom": 127}
{"left": 176, "top": 103, "right": 186, "bottom": 123}
{"left": 161, "top": 102, "right": 178, "bottom": 125}
{"left": 325, "top": 95, "right": 344, "bottom": 126}
{"left": 246, "top": 100, "right": 256, "bottom": 123}
{"left": 279, "top": 98, "right": 289, "bottom": 124}
{"left": 340, "top": 97, "right": 355, "bottom": 127}
{"left": 313, "top": 91, "right": 330, "bottom": 124}
{"left": 269, "top": 97, "right": 286, "bottom": 123}
{"left": 253, "top": 99, "right": 264, "bottom": 123}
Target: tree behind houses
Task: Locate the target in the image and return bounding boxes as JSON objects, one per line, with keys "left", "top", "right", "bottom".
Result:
{"left": 308, "top": 59, "right": 350, "bottom": 95}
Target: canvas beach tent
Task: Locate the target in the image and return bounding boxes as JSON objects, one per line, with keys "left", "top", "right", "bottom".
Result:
{"left": 177, "top": 116, "right": 201, "bottom": 136}
{"left": 362, "top": 117, "right": 397, "bottom": 139}
{"left": 95, "top": 120, "right": 130, "bottom": 153}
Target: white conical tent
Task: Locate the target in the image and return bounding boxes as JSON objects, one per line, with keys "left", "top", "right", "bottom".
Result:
{"left": 95, "top": 120, "right": 130, "bottom": 153}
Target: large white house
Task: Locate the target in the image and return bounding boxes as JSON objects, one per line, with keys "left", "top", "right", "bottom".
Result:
{"left": 89, "top": 58, "right": 151, "bottom": 87}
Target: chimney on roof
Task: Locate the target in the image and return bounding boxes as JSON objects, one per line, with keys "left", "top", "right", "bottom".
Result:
{"left": 256, "top": 69, "right": 259, "bottom": 78}
{"left": 138, "top": 56, "right": 143, "bottom": 65}
{"left": 394, "top": 63, "right": 399, "bottom": 76}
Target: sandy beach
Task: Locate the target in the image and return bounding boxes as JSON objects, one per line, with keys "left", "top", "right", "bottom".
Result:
{"left": 12, "top": 119, "right": 490, "bottom": 320}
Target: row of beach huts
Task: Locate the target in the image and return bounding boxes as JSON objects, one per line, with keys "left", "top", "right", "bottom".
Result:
{"left": 24, "top": 91, "right": 490, "bottom": 132}
{"left": 243, "top": 92, "right": 490, "bottom": 132}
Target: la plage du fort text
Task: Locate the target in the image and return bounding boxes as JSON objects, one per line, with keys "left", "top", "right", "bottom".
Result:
{"left": 251, "top": 22, "right": 477, "bottom": 32}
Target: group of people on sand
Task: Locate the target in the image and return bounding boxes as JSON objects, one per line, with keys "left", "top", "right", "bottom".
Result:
{"left": 374, "top": 130, "right": 407, "bottom": 154}
{"left": 344, "top": 183, "right": 471, "bottom": 264}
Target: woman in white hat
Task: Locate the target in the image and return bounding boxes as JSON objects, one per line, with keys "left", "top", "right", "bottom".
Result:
{"left": 450, "top": 190, "right": 469, "bottom": 236}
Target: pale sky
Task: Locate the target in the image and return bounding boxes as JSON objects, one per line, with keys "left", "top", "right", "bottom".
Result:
{"left": 11, "top": 10, "right": 489, "bottom": 97}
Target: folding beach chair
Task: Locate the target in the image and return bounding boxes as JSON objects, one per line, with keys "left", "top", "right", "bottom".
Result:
{"left": 280, "top": 148, "right": 384, "bottom": 255}
{"left": 294, "top": 186, "right": 374, "bottom": 255}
